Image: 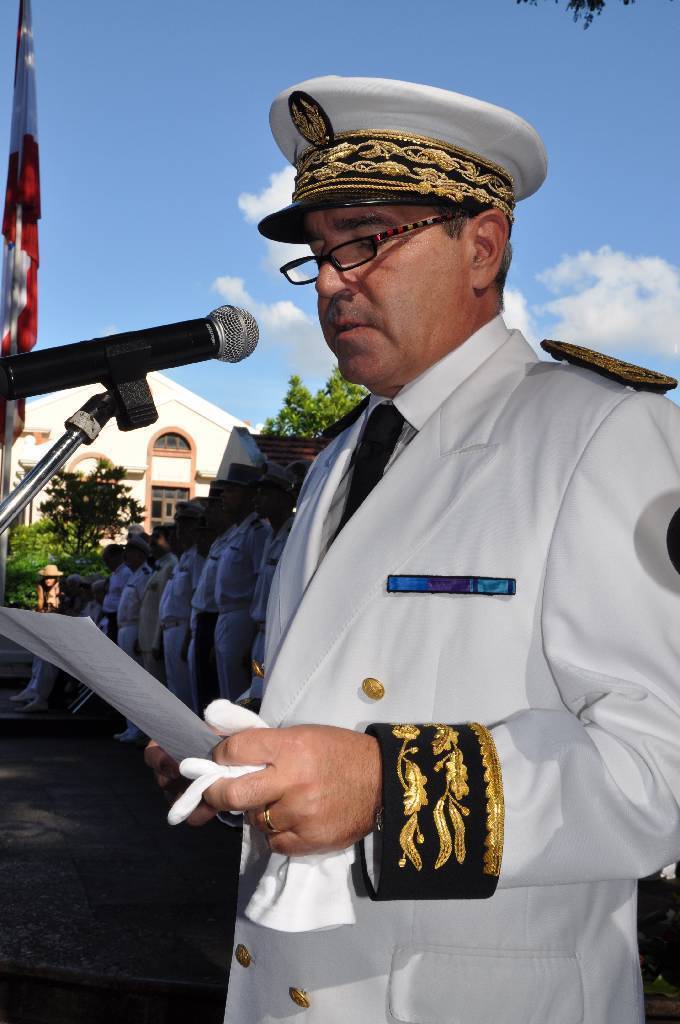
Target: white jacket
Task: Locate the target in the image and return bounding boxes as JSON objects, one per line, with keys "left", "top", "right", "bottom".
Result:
{"left": 224, "top": 323, "right": 680, "bottom": 1024}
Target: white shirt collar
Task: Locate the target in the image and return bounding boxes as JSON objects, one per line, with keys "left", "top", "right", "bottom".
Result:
{"left": 367, "top": 314, "right": 512, "bottom": 430}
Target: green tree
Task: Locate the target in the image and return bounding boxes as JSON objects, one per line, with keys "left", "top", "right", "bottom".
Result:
{"left": 517, "top": 0, "right": 672, "bottom": 27}
{"left": 39, "top": 458, "right": 145, "bottom": 555}
{"left": 262, "top": 367, "right": 367, "bottom": 437}
{"left": 5, "top": 520, "right": 107, "bottom": 609}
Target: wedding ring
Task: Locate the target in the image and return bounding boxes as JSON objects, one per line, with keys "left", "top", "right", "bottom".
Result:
{"left": 263, "top": 806, "right": 281, "bottom": 834}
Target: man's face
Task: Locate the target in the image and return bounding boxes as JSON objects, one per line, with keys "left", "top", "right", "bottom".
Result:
{"left": 125, "top": 547, "right": 145, "bottom": 570}
{"left": 150, "top": 530, "right": 170, "bottom": 558}
{"left": 306, "top": 203, "right": 477, "bottom": 397}
{"left": 176, "top": 519, "right": 199, "bottom": 550}
{"left": 220, "top": 484, "right": 250, "bottom": 522}
{"left": 254, "top": 484, "right": 292, "bottom": 522}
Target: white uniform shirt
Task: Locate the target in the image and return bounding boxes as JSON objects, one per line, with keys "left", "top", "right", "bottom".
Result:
{"left": 116, "top": 563, "right": 152, "bottom": 627}
{"left": 159, "top": 546, "right": 204, "bottom": 624}
{"left": 215, "top": 512, "right": 271, "bottom": 612}
{"left": 250, "top": 517, "right": 293, "bottom": 626}
{"left": 102, "top": 562, "right": 132, "bottom": 613}
{"left": 191, "top": 528, "right": 234, "bottom": 614}
{"left": 320, "top": 315, "right": 509, "bottom": 561}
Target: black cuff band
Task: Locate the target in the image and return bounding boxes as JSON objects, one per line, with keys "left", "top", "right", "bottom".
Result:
{"left": 361, "top": 722, "right": 503, "bottom": 901}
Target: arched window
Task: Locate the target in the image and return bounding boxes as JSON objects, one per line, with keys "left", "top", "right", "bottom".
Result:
{"left": 153, "top": 432, "right": 190, "bottom": 451}
{"left": 147, "top": 428, "right": 195, "bottom": 530}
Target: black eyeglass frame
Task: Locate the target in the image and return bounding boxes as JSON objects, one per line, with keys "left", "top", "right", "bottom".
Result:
{"left": 279, "top": 212, "right": 456, "bottom": 285}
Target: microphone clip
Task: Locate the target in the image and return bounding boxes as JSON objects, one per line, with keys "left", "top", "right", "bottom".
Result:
{"left": 102, "top": 340, "right": 158, "bottom": 431}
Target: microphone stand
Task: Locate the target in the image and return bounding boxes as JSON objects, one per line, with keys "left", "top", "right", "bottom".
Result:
{"left": 0, "top": 368, "right": 158, "bottom": 535}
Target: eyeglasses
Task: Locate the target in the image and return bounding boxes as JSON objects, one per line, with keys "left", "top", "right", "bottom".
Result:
{"left": 279, "top": 212, "right": 455, "bottom": 285}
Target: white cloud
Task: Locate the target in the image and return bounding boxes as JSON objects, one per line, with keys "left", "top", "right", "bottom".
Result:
{"left": 238, "top": 166, "right": 307, "bottom": 276}
{"left": 238, "top": 167, "right": 296, "bottom": 223}
{"left": 503, "top": 287, "right": 538, "bottom": 348}
{"left": 536, "top": 246, "right": 680, "bottom": 355}
{"left": 212, "top": 274, "right": 333, "bottom": 377}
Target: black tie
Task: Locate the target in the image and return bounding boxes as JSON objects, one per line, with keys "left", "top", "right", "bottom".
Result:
{"left": 335, "top": 402, "right": 405, "bottom": 537}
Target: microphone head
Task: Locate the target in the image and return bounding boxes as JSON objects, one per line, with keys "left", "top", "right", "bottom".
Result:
{"left": 208, "top": 305, "right": 259, "bottom": 362}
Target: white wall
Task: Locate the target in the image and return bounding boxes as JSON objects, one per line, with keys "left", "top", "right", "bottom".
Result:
{"left": 11, "top": 371, "right": 251, "bottom": 531}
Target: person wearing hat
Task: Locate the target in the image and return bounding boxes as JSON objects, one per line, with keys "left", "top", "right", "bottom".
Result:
{"left": 148, "top": 77, "right": 680, "bottom": 1024}
{"left": 11, "top": 564, "right": 64, "bottom": 711}
{"left": 248, "top": 461, "right": 306, "bottom": 700}
{"left": 114, "top": 534, "right": 153, "bottom": 743}
{"left": 137, "top": 524, "right": 178, "bottom": 685}
{"left": 213, "top": 462, "right": 272, "bottom": 702}
{"left": 158, "top": 500, "right": 205, "bottom": 707}
{"left": 190, "top": 471, "right": 253, "bottom": 711}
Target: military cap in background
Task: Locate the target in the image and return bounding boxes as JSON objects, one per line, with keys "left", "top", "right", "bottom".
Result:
{"left": 173, "top": 499, "right": 205, "bottom": 521}
{"left": 250, "top": 461, "right": 296, "bottom": 494}
{"left": 224, "top": 462, "right": 262, "bottom": 487}
{"left": 125, "top": 534, "right": 150, "bottom": 557}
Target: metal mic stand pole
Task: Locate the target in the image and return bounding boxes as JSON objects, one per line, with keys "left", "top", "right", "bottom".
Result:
{"left": 0, "top": 391, "right": 117, "bottom": 535}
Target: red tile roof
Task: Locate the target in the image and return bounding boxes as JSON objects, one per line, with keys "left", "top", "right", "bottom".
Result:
{"left": 251, "top": 434, "right": 331, "bottom": 466}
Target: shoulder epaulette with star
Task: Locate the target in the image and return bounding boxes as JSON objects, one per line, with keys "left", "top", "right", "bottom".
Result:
{"left": 321, "top": 395, "right": 370, "bottom": 439}
{"left": 541, "top": 340, "right": 677, "bottom": 394}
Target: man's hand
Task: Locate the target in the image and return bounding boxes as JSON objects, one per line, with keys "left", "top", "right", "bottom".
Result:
{"left": 204, "top": 726, "right": 382, "bottom": 856}
{"left": 143, "top": 740, "right": 216, "bottom": 827}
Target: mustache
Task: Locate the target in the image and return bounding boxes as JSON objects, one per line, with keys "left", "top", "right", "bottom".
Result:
{"left": 323, "top": 297, "right": 376, "bottom": 331}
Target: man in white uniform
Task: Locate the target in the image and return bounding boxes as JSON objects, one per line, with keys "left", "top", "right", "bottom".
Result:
{"left": 137, "top": 525, "right": 177, "bottom": 683}
{"left": 101, "top": 544, "right": 130, "bottom": 642}
{"left": 115, "top": 534, "right": 152, "bottom": 743}
{"left": 214, "top": 467, "right": 271, "bottom": 701}
{"left": 191, "top": 467, "right": 261, "bottom": 711}
{"left": 248, "top": 462, "right": 300, "bottom": 699}
{"left": 159, "top": 500, "right": 205, "bottom": 707}
{"left": 148, "top": 77, "right": 680, "bottom": 1023}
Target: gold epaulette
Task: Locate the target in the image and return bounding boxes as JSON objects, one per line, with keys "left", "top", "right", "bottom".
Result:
{"left": 541, "top": 340, "right": 677, "bottom": 394}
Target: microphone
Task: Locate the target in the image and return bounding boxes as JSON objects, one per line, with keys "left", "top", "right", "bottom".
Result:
{"left": 0, "top": 304, "right": 259, "bottom": 399}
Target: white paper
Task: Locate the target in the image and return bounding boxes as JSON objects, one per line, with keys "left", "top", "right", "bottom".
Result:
{"left": 0, "top": 607, "right": 217, "bottom": 762}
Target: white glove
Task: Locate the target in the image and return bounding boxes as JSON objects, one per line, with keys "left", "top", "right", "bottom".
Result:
{"left": 167, "top": 698, "right": 356, "bottom": 932}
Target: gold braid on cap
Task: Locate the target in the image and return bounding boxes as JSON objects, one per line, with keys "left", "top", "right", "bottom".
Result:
{"left": 288, "top": 92, "right": 515, "bottom": 219}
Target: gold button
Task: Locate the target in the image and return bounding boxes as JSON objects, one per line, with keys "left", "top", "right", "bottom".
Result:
{"left": 362, "top": 677, "right": 385, "bottom": 700}
{"left": 251, "top": 659, "right": 265, "bottom": 678}
{"left": 289, "top": 987, "right": 310, "bottom": 1008}
{"left": 235, "top": 943, "right": 252, "bottom": 968}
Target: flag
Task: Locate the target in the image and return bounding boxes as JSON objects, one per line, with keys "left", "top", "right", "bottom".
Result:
{"left": 0, "top": 0, "right": 40, "bottom": 444}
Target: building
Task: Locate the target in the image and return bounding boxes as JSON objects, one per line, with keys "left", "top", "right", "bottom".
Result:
{"left": 11, "top": 371, "right": 250, "bottom": 532}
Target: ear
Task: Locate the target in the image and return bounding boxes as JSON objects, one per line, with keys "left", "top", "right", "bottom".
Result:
{"left": 467, "top": 209, "right": 510, "bottom": 292}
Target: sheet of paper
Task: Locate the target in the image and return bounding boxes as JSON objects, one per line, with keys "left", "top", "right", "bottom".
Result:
{"left": 0, "top": 608, "right": 217, "bottom": 761}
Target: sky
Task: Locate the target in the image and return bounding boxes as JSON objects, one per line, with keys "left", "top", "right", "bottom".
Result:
{"left": 0, "top": 0, "right": 678, "bottom": 427}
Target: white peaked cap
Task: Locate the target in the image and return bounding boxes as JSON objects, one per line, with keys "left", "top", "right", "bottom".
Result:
{"left": 259, "top": 75, "right": 547, "bottom": 242}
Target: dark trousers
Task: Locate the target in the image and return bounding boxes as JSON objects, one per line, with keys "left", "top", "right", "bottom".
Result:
{"left": 106, "top": 610, "right": 118, "bottom": 645}
{"left": 194, "top": 611, "right": 219, "bottom": 710}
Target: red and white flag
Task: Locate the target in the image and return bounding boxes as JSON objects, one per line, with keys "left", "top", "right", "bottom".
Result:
{"left": 0, "top": 0, "right": 40, "bottom": 443}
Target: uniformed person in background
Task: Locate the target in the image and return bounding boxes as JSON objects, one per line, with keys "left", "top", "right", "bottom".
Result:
{"left": 190, "top": 469, "right": 259, "bottom": 711}
{"left": 114, "top": 534, "right": 152, "bottom": 743}
{"left": 158, "top": 500, "right": 205, "bottom": 708}
{"left": 100, "top": 543, "right": 130, "bottom": 642}
{"left": 214, "top": 463, "right": 270, "bottom": 701}
{"left": 137, "top": 524, "right": 178, "bottom": 684}
{"left": 148, "top": 77, "right": 680, "bottom": 1024}
{"left": 248, "top": 461, "right": 302, "bottom": 699}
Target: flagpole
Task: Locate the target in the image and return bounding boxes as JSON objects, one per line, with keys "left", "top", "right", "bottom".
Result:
{"left": 0, "top": 202, "right": 23, "bottom": 604}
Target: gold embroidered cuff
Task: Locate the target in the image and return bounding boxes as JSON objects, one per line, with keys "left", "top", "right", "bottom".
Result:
{"left": 361, "top": 721, "right": 504, "bottom": 901}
